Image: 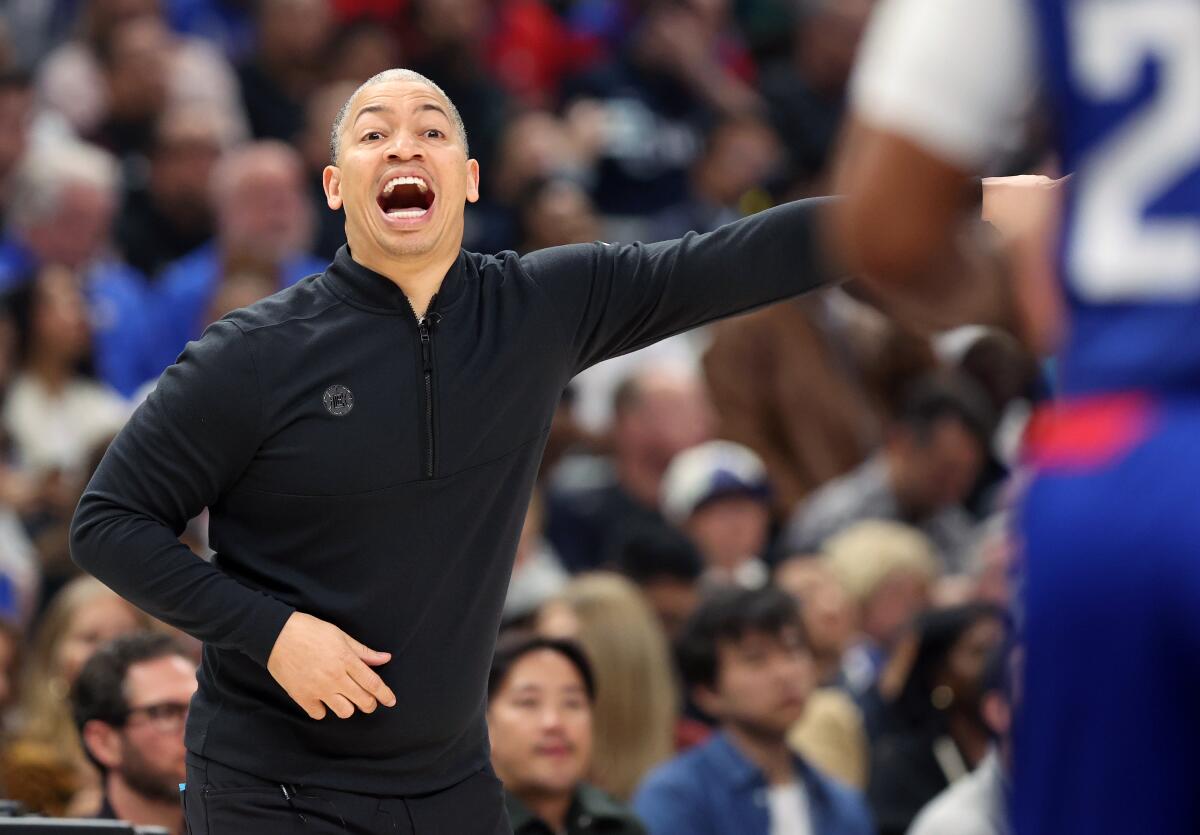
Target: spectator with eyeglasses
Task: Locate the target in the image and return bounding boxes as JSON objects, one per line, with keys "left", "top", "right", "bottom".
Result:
{"left": 71, "top": 632, "right": 196, "bottom": 834}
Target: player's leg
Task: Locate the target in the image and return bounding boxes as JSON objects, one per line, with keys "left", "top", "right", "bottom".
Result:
{"left": 1014, "top": 404, "right": 1200, "bottom": 834}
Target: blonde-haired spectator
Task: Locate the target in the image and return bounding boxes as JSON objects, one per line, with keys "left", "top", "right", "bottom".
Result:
{"left": 823, "top": 520, "right": 939, "bottom": 699}
{"left": 537, "top": 573, "right": 679, "bottom": 800}
{"left": 0, "top": 576, "right": 149, "bottom": 817}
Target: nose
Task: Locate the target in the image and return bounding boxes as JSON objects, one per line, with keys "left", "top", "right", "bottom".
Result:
{"left": 387, "top": 132, "right": 424, "bottom": 161}
{"left": 539, "top": 706, "right": 566, "bottom": 731}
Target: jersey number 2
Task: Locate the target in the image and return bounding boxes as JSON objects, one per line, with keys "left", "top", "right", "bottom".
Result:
{"left": 1069, "top": 0, "right": 1200, "bottom": 300}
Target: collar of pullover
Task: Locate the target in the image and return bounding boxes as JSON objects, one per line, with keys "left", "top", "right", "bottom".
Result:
{"left": 325, "top": 244, "right": 466, "bottom": 314}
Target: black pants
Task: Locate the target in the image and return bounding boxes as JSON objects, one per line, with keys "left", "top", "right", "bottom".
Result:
{"left": 183, "top": 752, "right": 513, "bottom": 834}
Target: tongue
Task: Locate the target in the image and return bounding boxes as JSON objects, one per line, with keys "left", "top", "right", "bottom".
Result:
{"left": 381, "top": 183, "right": 430, "bottom": 212}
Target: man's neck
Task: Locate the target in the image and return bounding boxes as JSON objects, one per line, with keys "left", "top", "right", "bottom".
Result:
{"left": 348, "top": 244, "right": 459, "bottom": 319}
{"left": 518, "top": 787, "right": 574, "bottom": 833}
{"left": 723, "top": 724, "right": 796, "bottom": 787}
{"left": 106, "top": 776, "right": 183, "bottom": 835}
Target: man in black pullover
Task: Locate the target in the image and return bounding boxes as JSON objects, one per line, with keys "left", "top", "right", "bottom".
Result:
{"left": 71, "top": 68, "right": 843, "bottom": 833}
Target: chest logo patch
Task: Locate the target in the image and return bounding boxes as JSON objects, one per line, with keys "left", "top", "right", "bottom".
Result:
{"left": 322, "top": 384, "right": 354, "bottom": 417}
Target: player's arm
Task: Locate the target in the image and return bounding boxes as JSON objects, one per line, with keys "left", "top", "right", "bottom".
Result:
{"left": 825, "top": 0, "right": 1043, "bottom": 333}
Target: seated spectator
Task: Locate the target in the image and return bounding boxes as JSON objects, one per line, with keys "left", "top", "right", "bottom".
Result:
{"left": 505, "top": 491, "right": 569, "bottom": 626}
{"left": 660, "top": 440, "right": 773, "bottom": 589}
{"left": 633, "top": 586, "right": 872, "bottom": 835}
{"left": 547, "top": 366, "right": 713, "bottom": 573}
{"left": 613, "top": 527, "right": 703, "bottom": 642}
{"left": 152, "top": 140, "right": 324, "bottom": 371}
{"left": 36, "top": 0, "right": 246, "bottom": 145}
{"left": 537, "top": 574, "right": 678, "bottom": 800}
{"left": 776, "top": 556, "right": 869, "bottom": 789}
{"left": 703, "top": 289, "right": 933, "bottom": 519}
{"left": 0, "top": 576, "right": 148, "bottom": 817}
{"left": 516, "top": 177, "right": 602, "bottom": 254}
{"left": 821, "top": 521, "right": 939, "bottom": 700}
{"left": 865, "top": 604, "right": 1004, "bottom": 835}
{"left": 0, "top": 140, "right": 159, "bottom": 397}
{"left": 488, "top": 634, "right": 648, "bottom": 835}
{"left": 115, "top": 103, "right": 231, "bottom": 279}
{"left": 2, "top": 266, "right": 129, "bottom": 480}
{"left": 908, "top": 644, "right": 1013, "bottom": 835}
{"left": 72, "top": 633, "right": 196, "bottom": 833}
{"left": 785, "top": 374, "right": 993, "bottom": 571}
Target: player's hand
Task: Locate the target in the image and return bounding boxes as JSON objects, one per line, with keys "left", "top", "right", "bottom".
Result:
{"left": 266, "top": 611, "right": 397, "bottom": 720}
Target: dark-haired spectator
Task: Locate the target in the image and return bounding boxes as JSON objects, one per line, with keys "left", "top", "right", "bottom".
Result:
{"left": 151, "top": 140, "right": 323, "bottom": 371}
{"left": 88, "top": 15, "right": 172, "bottom": 160}
{"left": 235, "top": 0, "right": 331, "bottom": 140}
{"left": 36, "top": 0, "right": 246, "bottom": 145}
{"left": 298, "top": 81, "right": 356, "bottom": 260}
{"left": 908, "top": 643, "right": 1013, "bottom": 835}
{"left": 633, "top": 586, "right": 872, "bottom": 834}
{"left": 660, "top": 440, "right": 772, "bottom": 589}
{"left": 115, "top": 104, "right": 229, "bottom": 279}
{"left": 0, "top": 141, "right": 160, "bottom": 397}
{"left": 517, "top": 177, "right": 602, "bottom": 254}
{"left": 704, "top": 290, "right": 934, "bottom": 520}
{"left": 785, "top": 374, "right": 993, "bottom": 569}
{"left": 865, "top": 604, "right": 1004, "bottom": 835}
{"left": 72, "top": 632, "right": 196, "bottom": 833}
{"left": 488, "top": 634, "right": 648, "bottom": 835}
{"left": 328, "top": 18, "right": 403, "bottom": 87}
{"left": 651, "top": 115, "right": 783, "bottom": 242}
{"left": 759, "top": 0, "right": 874, "bottom": 195}
{"left": 547, "top": 366, "right": 714, "bottom": 573}
{"left": 612, "top": 527, "right": 702, "bottom": 642}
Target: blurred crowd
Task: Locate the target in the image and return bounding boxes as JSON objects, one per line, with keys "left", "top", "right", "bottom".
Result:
{"left": 0, "top": 0, "right": 1043, "bottom": 833}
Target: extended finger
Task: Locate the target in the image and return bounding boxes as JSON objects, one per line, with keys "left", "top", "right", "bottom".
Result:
{"left": 348, "top": 657, "right": 397, "bottom": 707}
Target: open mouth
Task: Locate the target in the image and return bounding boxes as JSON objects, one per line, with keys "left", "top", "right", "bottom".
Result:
{"left": 377, "top": 175, "right": 435, "bottom": 221}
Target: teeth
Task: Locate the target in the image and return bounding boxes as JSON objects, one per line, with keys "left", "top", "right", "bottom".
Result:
{"left": 386, "top": 208, "right": 427, "bottom": 219}
{"left": 382, "top": 175, "right": 429, "bottom": 196}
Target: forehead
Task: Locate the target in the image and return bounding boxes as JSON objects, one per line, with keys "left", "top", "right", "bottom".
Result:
{"left": 348, "top": 80, "right": 453, "bottom": 125}
{"left": 125, "top": 655, "right": 197, "bottom": 700}
{"left": 503, "top": 649, "right": 587, "bottom": 692}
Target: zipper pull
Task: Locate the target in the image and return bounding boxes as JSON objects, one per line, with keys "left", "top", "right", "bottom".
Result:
{"left": 419, "top": 321, "right": 432, "bottom": 370}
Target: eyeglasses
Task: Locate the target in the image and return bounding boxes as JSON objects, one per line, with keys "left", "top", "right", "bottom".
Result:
{"left": 120, "top": 701, "right": 189, "bottom": 732}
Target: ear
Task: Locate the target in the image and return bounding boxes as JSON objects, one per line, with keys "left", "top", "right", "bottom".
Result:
{"left": 465, "top": 158, "right": 480, "bottom": 204}
{"left": 323, "top": 165, "right": 343, "bottom": 211}
{"left": 81, "top": 720, "right": 122, "bottom": 770}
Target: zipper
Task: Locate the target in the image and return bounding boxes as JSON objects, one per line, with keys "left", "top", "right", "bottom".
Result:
{"left": 408, "top": 294, "right": 440, "bottom": 478}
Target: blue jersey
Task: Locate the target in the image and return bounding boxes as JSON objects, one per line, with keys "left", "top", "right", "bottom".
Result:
{"left": 1032, "top": 0, "right": 1200, "bottom": 396}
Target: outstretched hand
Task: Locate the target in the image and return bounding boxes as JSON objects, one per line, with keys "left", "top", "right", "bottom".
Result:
{"left": 266, "top": 611, "right": 397, "bottom": 720}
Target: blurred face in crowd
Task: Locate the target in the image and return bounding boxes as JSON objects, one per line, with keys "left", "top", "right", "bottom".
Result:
{"left": 31, "top": 266, "right": 93, "bottom": 368}
{"left": 218, "top": 148, "right": 312, "bottom": 263}
{"left": 775, "top": 557, "right": 856, "bottom": 667}
{"left": 520, "top": 180, "right": 600, "bottom": 252}
{"left": 696, "top": 120, "right": 782, "bottom": 207}
{"left": 258, "top": 0, "right": 330, "bottom": 66}
{"left": 614, "top": 371, "right": 716, "bottom": 478}
{"left": 861, "top": 568, "right": 930, "bottom": 648}
{"left": 685, "top": 496, "right": 770, "bottom": 574}
{"left": 151, "top": 109, "right": 224, "bottom": 228}
{"left": 26, "top": 182, "right": 116, "bottom": 270}
{"left": 893, "top": 417, "right": 984, "bottom": 514}
{"left": 488, "top": 649, "right": 593, "bottom": 799}
{"left": 84, "top": 654, "right": 197, "bottom": 803}
{"left": 104, "top": 16, "right": 171, "bottom": 122}
{"left": 640, "top": 578, "right": 699, "bottom": 642}
{"left": 0, "top": 82, "right": 32, "bottom": 183}
{"left": 324, "top": 78, "right": 479, "bottom": 270}
{"left": 697, "top": 624, "right": 815, "bottom": 738}
{"left": 493, "top": 112, "right": 580, "bottom": 203}
{"left": 56, "top": 595, "right": 144, "bottom": 685}
{"left": 941, "top": 614, "right": 1004, "bottom": 713}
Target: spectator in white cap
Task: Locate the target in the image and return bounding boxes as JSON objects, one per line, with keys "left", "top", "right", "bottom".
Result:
{"left": 660, "top": 440, "right": 772, "bottom": 590}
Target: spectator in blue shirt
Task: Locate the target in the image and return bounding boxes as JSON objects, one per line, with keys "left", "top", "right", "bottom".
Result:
{"left": 151, "top": 140, "right": 325, "bottom": 371}
{"left": 0, "top": 139, "right": 158, "bottom": 399}
{"left": 633, "top": 586, "right": 874, "bottom": 835}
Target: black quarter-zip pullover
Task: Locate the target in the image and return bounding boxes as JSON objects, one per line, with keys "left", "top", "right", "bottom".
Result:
{"left": 71, "top": 197, "right": 838, "bottom": 795}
